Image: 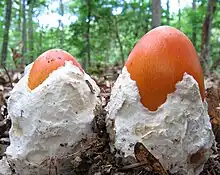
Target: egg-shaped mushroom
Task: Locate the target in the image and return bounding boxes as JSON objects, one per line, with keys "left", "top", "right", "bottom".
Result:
{"left": 106, "top": 26, "right": 215, "bottom": 175}
{"left": 125, "top": 26, "right": 205, "bottom": 111}
{"left": 5, "top": 49, "right": 100, "bottom": 174}
{"left": 28, "top": 49, "right": 84, "bottom": 90}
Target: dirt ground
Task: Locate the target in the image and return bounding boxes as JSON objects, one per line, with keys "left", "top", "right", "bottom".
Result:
{"left": 0, "top": 65, "right": 220, "bottom": 175}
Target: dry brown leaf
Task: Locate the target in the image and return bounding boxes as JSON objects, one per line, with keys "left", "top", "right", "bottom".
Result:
{"left": 0, "top": 91, "right": 4, "bottom": 107}
{"left": 206, "top": 87, "right": 220, "bottom": 125}
{"left": 206, "top": 87, "right": 220, "bottom": 143}
{"left": 134, "top": 142, "right": 168, "bottom": 175}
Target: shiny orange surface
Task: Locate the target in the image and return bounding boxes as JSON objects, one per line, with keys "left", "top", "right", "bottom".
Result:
{"left": 28, "top": 49, "right": 83, "bottom": 90}
{"left": 125, "top": 26, "right": 205, "bottom": 111}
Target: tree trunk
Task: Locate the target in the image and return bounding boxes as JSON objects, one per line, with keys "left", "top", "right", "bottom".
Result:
{"left": 200, "top": 0, "right": 216, "bottom": 74}
{"left": 49, "top": 29, "right": 52, "bottom": 48}
{"left": 105, "top": 47, "right": 109, "bottom": 63}
{"left": 39, "top": 29, "right": 43, "bottom": 53}
{"left": 1, "top": 0, "right": 13, "bottom": 67}
{"left": 178, "top": 0, "right": 181, "bottom": 29}
{"left": 86, "top": 0, "right": 91, "bottom": 69}
{"left": 58, "top": 0, "right": 64, "bottom": 47}
{"left": 22, "top": 0, "right": 27, "bottom": 61}
{"left": 17, "top": 0, "right": 22, "bottom": 33}
{"left": 80, "top": 47, "right": 87, "bottom": 70}
{"left": 28, "top": 0, "right": 34, "bottom": 62}
{"left": 114, "top": 16, "right": 124, "bottom": 65}
{"left": 152, "top": 0, "right": 161, "bottom": 29}
{"left": 192, "top": 0, "right": 196, "bottom": 47}
{"left": 166, "top": 0, "right": 170, "bottom": 25}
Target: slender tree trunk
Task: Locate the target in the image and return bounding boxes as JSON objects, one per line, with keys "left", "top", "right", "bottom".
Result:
{"left": 105, "top": 47, "right": 109, "bottom": 63}
{"left": 114, "top": 16, "right": 124, "bottom": 65}
{"left": 200, "top": 0, "right": 216, "bottom": 74}
{"left": 28, "top": 0, "right": 34, "bottom": 62}
{"left": 39, "top": 29, "right": 43, "bottom": 53}
{"left": 145, "top": 2, "right": 150, "bottom": 32}
{"left": 152, "top": 0, "right": 161, "bottom": 29}
{"left": 86, "top": 0, "right": 91, "bottom": 69}
{"left": 192, "top": 0, "right": 197, "bottom": 47}
{"left": 178, "top": 0, "right": 181, "bottom": 29}
{"left": 58, "top": 0, "right": 64, "bottom": 47}
{"left": 17, "top": 0, "right": 22, "bottom": 33}
{"left": 140, "top": 0, "right": 147, "bottom": 32}
{"left": 80, "top": 47, "right": 87, "bottom": 70}
{"left": 166, "top": 0, "right": 170, "bottom": 25}
{"left": 22, "top": 0, "right": 27, "bottom": 62}
{"left": 1, "top": 0, "right": 13, "bottom": 67}
{"left": 50, "top": 28, "right": 54, "bottom": 48}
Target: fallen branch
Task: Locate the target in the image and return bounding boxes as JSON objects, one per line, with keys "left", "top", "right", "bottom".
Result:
{"left": 118, "top": 162, "right": 148, "bottom": 171}
{"left": 0, "top": 64, "right": 13, "bottom": 88}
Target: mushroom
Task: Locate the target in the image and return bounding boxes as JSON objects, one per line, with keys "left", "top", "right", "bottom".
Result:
{"left": 106, "top": 26, "right": 215, "bottom": 175}
{"left": 5, "top": 49, "right": 100, "bottom": 174}
{"left": 28, "top": 48, "right": 84, "bottom": 90}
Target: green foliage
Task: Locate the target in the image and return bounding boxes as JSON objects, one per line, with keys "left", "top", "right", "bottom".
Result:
{"left": 0, "top": 0, "right": 220, "bottom": 72}
{"left": 211, "top": 3, "right": 220, "bottom": 63}
{"left": 0, "top": 1, "right": 5, "bottom": 42}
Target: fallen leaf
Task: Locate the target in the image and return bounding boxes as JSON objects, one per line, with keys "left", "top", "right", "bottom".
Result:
{"left": 206, "top": 87, "right": 220, "bottom": 125}
{"left": 0, "top": 91, "right": 4, "bottom": 107}
{"left": 206, "top": 87, "right": 220, "bottom": 143}
{"left": 134, "top": 142, "right": 168, "bottom": 175}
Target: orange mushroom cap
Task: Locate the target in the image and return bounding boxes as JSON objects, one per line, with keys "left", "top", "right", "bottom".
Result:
{"left": 125, "top": 26, "right": 205, "bottom": 111}
{"left": 28, "top": 49, "right": 83, "bottom": 90}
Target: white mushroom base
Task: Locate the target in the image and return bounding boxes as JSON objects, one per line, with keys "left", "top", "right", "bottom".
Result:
{"left": 5, "top": 62, "right": 100, "bottom": 175}
{"left": 0, "top": 157, "right": 12, "bottom": 175}
{"left": 106, "top": 67, "right": 215, "bottom": 175}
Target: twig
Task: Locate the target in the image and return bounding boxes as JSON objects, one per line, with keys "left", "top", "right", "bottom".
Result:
{"left": 85, "top": 80, "right": 95, "bottom": 94}
{"left": 0, "top": 139, "right": 10, "bottom": 145}
{"left": 118, "top": 161, "right": 148, "bottom": 171}
{"left": 207, "top": 170, "right": 211, "bottom": 175}
{"left": 0, "top": 64, "right": 13, "bottom": 88}
{"left": 137, "top": 171, "right": 143, "bottom": 175}
{"left": 210, "top": 161, "right": 218, "bottom": 174}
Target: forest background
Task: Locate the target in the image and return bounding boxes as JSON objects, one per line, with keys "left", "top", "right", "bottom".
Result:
{"left": 0, "top": 0, "right": 219, "bottom": 75}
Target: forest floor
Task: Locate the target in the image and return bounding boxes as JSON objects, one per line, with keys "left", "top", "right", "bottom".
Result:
{"left": 0, "top": 64, "right": 220, "bottom": 175}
